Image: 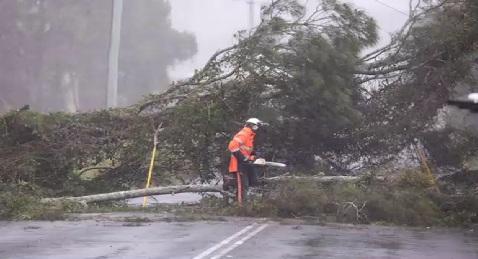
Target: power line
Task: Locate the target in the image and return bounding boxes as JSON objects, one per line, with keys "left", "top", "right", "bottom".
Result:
{"left": 370, "top": 0, "right": 409, "bottom": 16}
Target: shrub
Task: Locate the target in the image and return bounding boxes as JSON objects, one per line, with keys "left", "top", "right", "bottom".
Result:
{"left": 396, "top": 169, "right": 436, "bottom": 189}
{"left": 266, "top": 181, "right": 328, "bottom": 217}
{"left": 0, "top": 190, "right": 64, "bottom": 220}
{"left": 233, "top": 175, "right": 447, "bottom": 226}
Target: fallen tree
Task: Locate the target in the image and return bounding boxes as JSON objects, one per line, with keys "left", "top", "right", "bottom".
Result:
{"left": 264, "top": 175, "right": 385, "bottom": 183}
{"left": 41, "top": 184, "right": 225, "bottom": 204}
{"left": 41, "top": 175, "right": 382, "bottom": 205}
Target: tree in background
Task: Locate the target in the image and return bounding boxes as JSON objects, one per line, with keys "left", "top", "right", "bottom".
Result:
{"left": 119, "top": 0, "right": 197, "bottom": 106}
{"left": 344, "top": 0, "right": 478, "bottom": 169}
{"left": 2, "top": 0, "right": 478, "bottom": 190}
{"left": 0, "top": 0, "right": 197, "bottom": 113}
{"left": 141, "top": 0, "right": 378, "bottom": 172}
{"left": 142, "top": 0, "right": 478, "bottom": 174}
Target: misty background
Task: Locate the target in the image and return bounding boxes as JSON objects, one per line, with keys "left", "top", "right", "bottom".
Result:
{"left": 0, "top": 0, "right": 410, "bottom": 113}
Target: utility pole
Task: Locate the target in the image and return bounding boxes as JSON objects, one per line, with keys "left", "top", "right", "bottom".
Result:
{"left": 107, "top": 0, "right": 123, "bottom": 108}
{"left": 247, "top": 0, "right": 255, "bottom": 31}
{"left": 235, "top": 0, "right": 258, "bottom": 32}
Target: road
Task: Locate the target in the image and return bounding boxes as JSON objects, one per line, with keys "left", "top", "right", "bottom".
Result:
{"left": 1, "top": 213, "right": 477, "bottom": 259}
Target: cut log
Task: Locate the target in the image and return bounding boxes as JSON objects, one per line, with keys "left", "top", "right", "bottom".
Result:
{"left": 41, "top": 176, "right": 384, "bottom": 205}
{"left": 41, "top": 184, "right": 225, "bottom": 204}
{"left": 263, "top": 175, "right": 385, "bottom": 183}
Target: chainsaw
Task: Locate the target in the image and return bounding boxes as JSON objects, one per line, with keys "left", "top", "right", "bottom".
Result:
{"left": 253, "top": 158, "right": 286, "bottom": 168}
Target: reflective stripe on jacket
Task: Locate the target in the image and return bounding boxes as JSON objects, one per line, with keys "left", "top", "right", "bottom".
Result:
{"left": 228, "top": 126, "right": 256, "bottom": 172}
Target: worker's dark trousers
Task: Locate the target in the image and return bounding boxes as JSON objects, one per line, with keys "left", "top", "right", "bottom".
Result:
{"left": 223, "top": 172, "right": 245, "bottom": 203}
{"left": 223, "top": 164, "right": 259, "bottom": 202}
{"left": 239, "top": 163, "right": 259, "bottom": 187}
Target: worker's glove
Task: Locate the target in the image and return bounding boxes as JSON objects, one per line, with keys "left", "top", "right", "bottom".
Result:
{"left": 243, "top": 155, "right": 255, "bottom": 164}
{"left": 253, "top": 158, "right": 266, "bottom": 165}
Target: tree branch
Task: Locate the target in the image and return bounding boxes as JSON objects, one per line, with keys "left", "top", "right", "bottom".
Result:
{"left": 354, "top": 64, "right": 410, "bottom": 76}
{"left": 264, "top": 175, "right": 384, "bottom": 183}
{"left": 78, "top": 166, "right": 113, "bottom": 176}
{"left": 174, "top": 45, "right": 239, "bottom": 88}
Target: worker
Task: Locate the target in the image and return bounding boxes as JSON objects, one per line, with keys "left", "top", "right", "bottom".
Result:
{"left": 224, "top": 118, "right": 266, "bottom": 205}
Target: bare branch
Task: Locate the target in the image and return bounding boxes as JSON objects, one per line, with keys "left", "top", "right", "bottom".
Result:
{"left": 153, "top": 122, "right": 163, "bottom": 146}
{"left": 78, "top": 167, "right": 113, "bottom": 176}
{"left": 174, "top": 45, "right": 239, "bottom": 87}
{"left": 354, "top": 64, "right": 410, "bottom": 76}
{"left": 359, "top": 0, "right": 448, "bottom": 66}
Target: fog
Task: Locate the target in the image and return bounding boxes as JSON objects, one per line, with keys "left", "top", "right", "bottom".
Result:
{"left": 0, "top": 0, "right": 412, "bottom": 113}
{"left": 0, "top": 0, "right": 196, "bottom": 113}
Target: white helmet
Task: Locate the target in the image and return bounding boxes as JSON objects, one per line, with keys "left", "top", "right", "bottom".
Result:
{"left": 246, "top": 118, "right": 263, "bottom": 125}
{"left": 245, "top": 118, "right": 268, "bottom": 131}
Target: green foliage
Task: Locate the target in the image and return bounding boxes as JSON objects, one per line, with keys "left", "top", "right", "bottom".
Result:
{"left": 139, "top": 0, "right": 380, "bottom": 169}
{"left": 351, "top": 0, "right": 478, "bottom": 164}
{"left": 396, "top": 169, "right": 436, "bottom": 189}
{"left": 0, "top": 184, "right": 64, "bottom": 220}
{"left": 0, "top": 108, "right": 155, "bottom": 192}
{"left": 0, "top": 111, "right": 75, "bottom": 188}
{"left": 158, "top": 98, "right": 231, "bottom": 182}
{"left": 119, "top": 0, "right": 197, "bottom": 104}
{"left": 229, "top": 175, "right": 454, "bottom": 226}
{"left": 363, "top": 188, "right": 441, "bottom": 226}
{"left": 1, "top": 0, "right": 477, "bottom": 227}
{"left": 439, "top": 193, "right": 478, "bottom": 226}
{"left": 258, "top": 1, "right": 377, "bottom": 165}
{"left": 264, "top": 181, "right": 327, "bottom": 217}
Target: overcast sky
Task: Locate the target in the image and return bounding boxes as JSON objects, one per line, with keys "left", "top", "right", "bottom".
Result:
{"left": 168, "top": 0, "right": 413, "bottom": 80}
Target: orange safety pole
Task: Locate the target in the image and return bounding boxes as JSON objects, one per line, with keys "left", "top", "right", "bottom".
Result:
{"left": 236, "top": 172, "right": 243, "bottom": 206}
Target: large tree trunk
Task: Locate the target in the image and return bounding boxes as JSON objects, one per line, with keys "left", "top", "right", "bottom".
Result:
{"left": 264, "top": 175, "right": 384, "bottom": 183}
{"left": 41, "top": 184, "right": 225, "bottom": 204}
{"left": 41, "top": 176, "right": 383, "bottom": 205}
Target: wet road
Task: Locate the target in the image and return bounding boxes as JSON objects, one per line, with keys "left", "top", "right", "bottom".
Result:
{"left": 1, "top": 214, "right": 477, "bottom": 259}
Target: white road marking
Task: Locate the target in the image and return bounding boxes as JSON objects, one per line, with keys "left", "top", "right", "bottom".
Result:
{"left": 192, "top": 223, "right": 256, "bottom": 259}
{"left": 210, "top": 223, "right": 269, "bottom": 259}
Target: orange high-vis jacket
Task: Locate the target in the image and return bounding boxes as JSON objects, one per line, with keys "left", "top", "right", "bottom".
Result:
{"left": 228, "top": 126, "right": 256, "bottom": 173}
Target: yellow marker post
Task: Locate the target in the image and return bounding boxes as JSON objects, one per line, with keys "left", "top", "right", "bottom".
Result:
{"left": 143, "top": 123, "right": 162, "bottom": 207}
{"left": 142, "top": 144, "right": 157, "bottom": 207}
{"left": 414, "top": 143, "right": 440, "bottom": 193}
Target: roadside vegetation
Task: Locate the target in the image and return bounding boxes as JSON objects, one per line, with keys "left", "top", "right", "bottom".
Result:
{"left": 224, "top": 171, "right": 478, "bottom": 226}
{"left": 2, "top": 170, "right": 476, "bottom": 227}
{"left": 1, "top": 0, "right": 477, "bottom": 227}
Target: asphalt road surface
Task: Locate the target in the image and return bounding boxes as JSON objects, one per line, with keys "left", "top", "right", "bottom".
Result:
{"left": 1, "top": 213, "right": 477, "bottom": 259}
